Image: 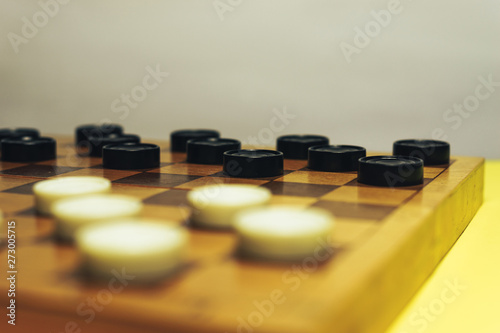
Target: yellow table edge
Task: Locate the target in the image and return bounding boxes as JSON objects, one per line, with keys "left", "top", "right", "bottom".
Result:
{"left": 387, "top": 160, "right": 500, "bottom": 333}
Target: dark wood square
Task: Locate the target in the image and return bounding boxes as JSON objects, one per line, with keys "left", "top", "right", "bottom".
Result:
{"left": 2, "top": 181, "right": 39, "bottom": 195}
{"left": 15, "top": 206, "right": 38, "bottom": 216}
{"left": 210, "top": 170, "right": 294, "bottom": 181}
{"left": 89, "top": 162, "right": 173, "bottom": 171}
{"left": 343, "top": 178, "right": 433, "bottom": 189}
{"left": 0, "top": 165, "right": 82, "bottom": 178}
{"left": 0, "top": 161, "right": 27, "bottom": 171}
{"left": 143, "top": 189, "right": 190, "bottom": 206}
{"left": 113, "top": 173, "right": 201, "bottom": 188}
{"left": 261, "top": 181, "right": 339, "bottom": 197}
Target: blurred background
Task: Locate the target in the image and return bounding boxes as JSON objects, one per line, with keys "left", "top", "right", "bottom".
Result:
{"left": 1, "top": 0, "right": 499, "bottom": 157}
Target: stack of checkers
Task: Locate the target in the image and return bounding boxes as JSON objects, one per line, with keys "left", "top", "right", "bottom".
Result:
{"left": 75, "top": 124, "right": 161, "bottom": 169}
{"left": 0, "top": 127, "right": 55, "bottom": 162}
{"left": 186, "top": 183, "right": 334, "bottom": 261}
{"left": 30, "top": 175, "right": 188, "bottom": 282}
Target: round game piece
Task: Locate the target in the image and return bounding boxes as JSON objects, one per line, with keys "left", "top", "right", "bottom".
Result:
{"left": 1, "top": 136, "right": 56, "bottom": 162}
{"left": 187, "top": 138, "right": 241, "bottom": 165}
{"left": 87, "top": 133, "right": 141, "bottom": 157}
{"left": 102, "top": 142, "right": 160, "bottom": 170}
{"left": 308, "top": 145, "right": 366, "bottom": 172}
{"left": 170, "top": 129, "right": 220, "bottom": 152}
{"left": 235, "top": 206, "right": 335, "bottom": 261}
{"left": 75, "top": 124, "right": 123, "bottom": 145}
{"left": 76, "top": 219, "right": 189, "bottom": 282}
{"left": 393, "top": 139, "right": 450, "bottom": 165}
{"left": 277, "top": 135, "right": 329, "bottom": 160}
{"left": 223, "top": 149, "right": 284, "bottom": 178}
{"left": 52, "top": 194, "right": 143, "bottom": 241}
{"left": 0, "top": 128, "right": 40, "bottom": 142}
{"left": 187, "top": 184, "right": 271, "bottom": 228}
{"left": 358, "top": 156, "right": 424, "bottom": 187}
{"left": 33, "top": 176, "right": 111, "bottom": 215}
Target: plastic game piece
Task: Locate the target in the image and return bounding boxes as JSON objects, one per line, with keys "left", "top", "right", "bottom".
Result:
{"left": 33, "top": 176, "right": 111, "bottom": 215}
{"left": 75, "top": 124, "right": 123, "bottom": 145}
{"left": 234, "top": 205, "right": 335, "bottom": 261}
{"left": 87, "top": 133, "right": 141, "bottom": 157}
{"left": 277, "top": 135, "right": 329, "bottom": 160}
{"left": 1, "top": 136, "right": 56, "bottom": 162}
{"left": 76, "top": 219, "right": 189, "bottom": 282}
{"left": 358, "top": 156, "right": 424, "bottom": 187}
{"left": 0, "top": 128, "right": 40, "bottom": 142}
{"left": 52, "top": 194, "right": 143, "bottom": 241}
{"left": 187, "top": 138, "right": 241, "bottom": 165}
{"left": 187, "top": 184, "right": 271, "bottom": 228}
{"left": 102, "top": 142, "right": 160, "bottom": 170}
{"left": 308, "top": 145, "right": 366, "bottom": 172}
{"left": 223, "top": 149, "right": 284, "bottom": 178}
{"left": 170, "top": 129, "right": 220, "bottom": 152}
{"left": 393, "top": 139, "right": 450, "bottom": 165}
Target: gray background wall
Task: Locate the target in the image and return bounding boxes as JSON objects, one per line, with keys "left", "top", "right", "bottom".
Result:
{"left": 1, "top": 0, "right": 499, "bottom": 158}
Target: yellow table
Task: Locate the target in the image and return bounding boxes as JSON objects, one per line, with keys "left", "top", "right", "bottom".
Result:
{"left": 387, "top": 160, "right": 500, "bottom": 333}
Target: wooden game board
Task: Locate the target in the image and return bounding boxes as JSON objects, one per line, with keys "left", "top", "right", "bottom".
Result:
{"left": 0, "top": 136, "right": 484, "bottom": 333}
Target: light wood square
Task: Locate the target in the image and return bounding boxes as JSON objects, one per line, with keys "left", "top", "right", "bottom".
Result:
{"left": 321, "top": 186, "right": 416, "bottom": 206}
{"left": 111, "top": 184, "right": 168, "bottom": 200}
{"left": 268, "top": 195, "right": 318, "bottom": 207}
{"left": 0, "top": 176, "right": 37, "bottom": 191}
{"left": 142, "top": 205, "right": 190, "bottom": 223}
{"left": 175, "top": 177, "right": 268, "bottom": 190}
{"left": 275, "top": 170, "right": 357, "bottom": 186}
{"left": 0, "top": 193, "right": 34, "bottom": 214}
{"left": 154, "top": 163, "right": 222, "bottom": 176}
{"left": 424, "top": 167, "right": 445, "bottom": 178}
{"left": 56, "top": 168, "right": 139, "bottom": 181}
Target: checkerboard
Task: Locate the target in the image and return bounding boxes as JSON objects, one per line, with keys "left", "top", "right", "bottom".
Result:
{"left": 0, "top": 136, "right": 484, "bottom": 333}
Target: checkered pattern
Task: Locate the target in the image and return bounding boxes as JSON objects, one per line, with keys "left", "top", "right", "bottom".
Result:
{"left": 0, "top": 137, "right": 449, "bottom": 248}
{"left": 0, "top": 136, "right": 473, "bottom": 333}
